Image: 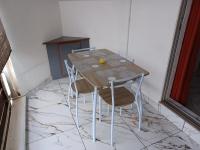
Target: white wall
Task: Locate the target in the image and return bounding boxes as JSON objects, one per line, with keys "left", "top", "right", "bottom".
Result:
{"left": 59, "top": 0, "right": 130, "bottom": 56}
{"left": 0, "top": 0, "right": 62, "bottom": 94}
{"left": 60, "top": 0, "right": 182, "bottom": 103}
{"left": 0, "top": 0, "right": 182, "bottom": 102}
{"left": 127, "top": 0, "right": 182, "bottom": 102}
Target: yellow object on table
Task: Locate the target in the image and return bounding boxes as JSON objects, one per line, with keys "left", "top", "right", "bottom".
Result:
{"left": 99, "top": 58, "right": 106, "bottom": 64}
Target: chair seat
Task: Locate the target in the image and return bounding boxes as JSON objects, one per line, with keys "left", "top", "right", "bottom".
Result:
{"left": 71, "top": 79, "right": 94, "bottom": 94}
{"left": 99, "top": 87, "right": 134, "bottom": 106}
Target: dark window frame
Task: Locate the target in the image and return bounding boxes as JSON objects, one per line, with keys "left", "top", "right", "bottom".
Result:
{"left": 162, "top": 0, "right": 200, "bottom": 130}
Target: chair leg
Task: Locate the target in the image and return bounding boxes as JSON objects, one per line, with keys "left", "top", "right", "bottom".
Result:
{"left": 67, "top": 86, "right": 71, "bottom": 109}
{"left": 92, "top": 92, "right": 94, "bottom": 101}
{"left": 119, "top": 107, "right": 122, "bottom": 116}
{"left": 139, "top": 98, "right": 143, "bottom": 118}
{"left": 130, "top": 103, "right": 133, "bottom": 109}
{"left": 98, "top": 96, "right": 102, "bottom": 122}
{"left": 107, "top": 105, "right": 110, "bottom": 115}
{"left": 75, "top": 92, "right": 79, "bottom": 127}
{"left": 138, "top": 111, "right": 141, "bottom": 131}
{"left": 139, "top": 92, "right": 143, "bottom": 129}
{"left": 83, "top": 95, "right": 86, "bottom": 104}
{"left": 69, "top": 86, "right": 73, "bottom": 97}
{"left": 111, "top": 105, "right": 115, "bottom": 146}
{"left": 92, "top": 87, "right": 98, "bottom": 142}
{"left": 139, "top": 92, "right": 143, "bottom": 117}
{"left": 135, "top": 99, "right": 141, "bottom": 131}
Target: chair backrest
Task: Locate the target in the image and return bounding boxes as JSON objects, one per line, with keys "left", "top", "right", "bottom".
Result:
{"left": 64, "top": 59, "right": 76, "bottom": 85}
{"left": 71, "top": 47, "right": 96, "bottom": 77}
{"left": 72, "top": 47, "right": 96, "bottom": 53}
{"left": 127, "top": 57, "right": 135, "bottom": 63}
{"left": 109, "top": 74, "right": 144, "bottom": 105}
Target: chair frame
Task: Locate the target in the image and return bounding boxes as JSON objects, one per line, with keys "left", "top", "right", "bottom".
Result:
{"left": 108, "top": 74, "right": 144, "bottom": 146}
{"left": 64, "top": 60, "right": 76, "bottom": 109}
{"left": 65, "top": 59, "right": 92, "bottom": 127}
{"left": 64, "top": 47, "right": 96, "bottom": 127}
{"left": 72, "top": 47, "right": 96, "bottom": 53}
{"left": 71, "top": 46, "right": 96, "bottom": 85}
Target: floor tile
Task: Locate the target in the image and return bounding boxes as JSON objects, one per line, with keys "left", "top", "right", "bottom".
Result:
{"left": 27, "top": 103, "right": 74, "bottom": 143}
{"left": 122, "top": 102, "right": 180, "bottom": 146}
{"left": 27, "top": 89, "right": 67, "bottom": 110}
{"left": 78, "top": 121, "right": 144, "bottom": 150}
{"left": 28, "top": 127, "right": 85, "bottom": 150}
{"left": 26, "top": 78, "right": 200, "bottom": 150}
{"left": 145, "top": 132, "right": 200, "bottom": 150}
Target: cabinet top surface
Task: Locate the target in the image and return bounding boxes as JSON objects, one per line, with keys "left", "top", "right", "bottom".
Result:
{"left": 43, "top": 36, "right": 90, "bottom": 45}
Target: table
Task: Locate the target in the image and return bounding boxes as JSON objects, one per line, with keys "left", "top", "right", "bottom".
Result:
{"left": 68, "top": 49, "right": 149, "bottom": 142}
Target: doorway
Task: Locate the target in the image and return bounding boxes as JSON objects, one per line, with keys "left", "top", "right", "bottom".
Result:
{"left": 186, "top": 55, "right": 200, "bottom": 116}
{"left": 163, "top": 0, "right": 200, "bottom": 129}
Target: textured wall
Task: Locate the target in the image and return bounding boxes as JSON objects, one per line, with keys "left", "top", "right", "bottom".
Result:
{"left": 0, "top": 0, "right": 62, "bottom": 94}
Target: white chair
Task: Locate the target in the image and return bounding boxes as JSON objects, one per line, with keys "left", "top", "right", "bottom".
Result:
{"left": 71, "top": 47, "right": 96, "bottom": 103}
{"left": 99, "top": 74, "right": 144, "bottom": 146}
{"left": 103, "top": 58, "right": 136, "bottom": 118}
{"left": 64, "top": 60, "right": 94, "bottom": 127}
{"left": 71, "top": 46, "right": 105, "bottom": 122}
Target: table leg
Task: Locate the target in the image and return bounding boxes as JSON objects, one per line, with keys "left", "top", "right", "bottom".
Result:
{"left": 92, "top": 86, "right": 97, "bottom": 142}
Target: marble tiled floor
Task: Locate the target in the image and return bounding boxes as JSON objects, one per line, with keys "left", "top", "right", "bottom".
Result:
{"left": 26, "top": 78, "right": 200, "bottom": 150}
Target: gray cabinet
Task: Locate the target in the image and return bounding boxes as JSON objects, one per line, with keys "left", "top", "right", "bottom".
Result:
{"left": 44, "top": 36, "right": 90, "bottom": 79}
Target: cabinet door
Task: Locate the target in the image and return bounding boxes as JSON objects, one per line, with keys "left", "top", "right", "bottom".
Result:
{"left": 60, "top": 42, "right": 81, "bottom": 77}
{"left": 80, "top": 39, "right": 89, "bottom": 48}
{"left": 46, "top": 44, "right": 62, "bottom": 79}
